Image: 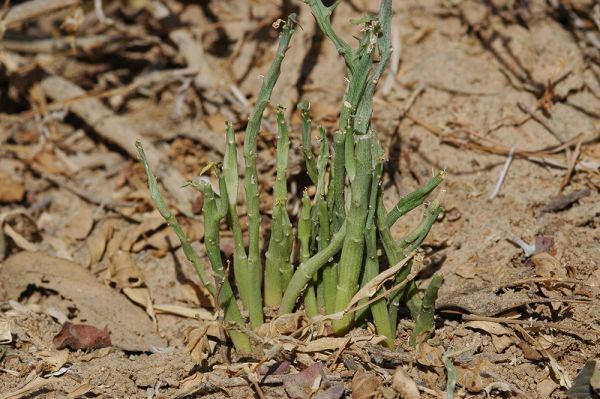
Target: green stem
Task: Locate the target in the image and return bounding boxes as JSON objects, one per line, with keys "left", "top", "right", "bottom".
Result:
{"left": 280, "top": 221, "right": 347, "bottom": 315}
{"left": 385, "top": 172, "right": 445, "bottom": 228}
{"left": 356, "top": 138, "right": 393, "bottom": 345}
{"left": 223, "top": 123, "right": 253, "bottom": 320}
{"left": 264, "top": 107, "right": 293, "bottom": 307}
{"left": 136, "top": 142, "right": 216, "bottom": 295}
{"left": 353, "top": 0, "right": 392, "bottom": 135}
{"left": 332, "top": 134, "right": 372, "bottom": 334}
{"left": 304, "top": 0, "right": 355, "bottom": 74}
{"left": 328, "top": 131, "right": 346, "bottom": 232}
{"left": 388, "top": 199, "right": 443, "bottom": 325}
{"left": 243, "top": 15, "right": 296, "bottom": 327}
{"left": 298, "top": 101, "right": 318, "bottom": 184}
{"left": 299, "top": 191, "right": 318, "bottom": 317}
{"left": 409, "top": 274, "right": 443, "bottom": 347}
{"left": 190, "top": 174, "right": 251, "bottom": 352}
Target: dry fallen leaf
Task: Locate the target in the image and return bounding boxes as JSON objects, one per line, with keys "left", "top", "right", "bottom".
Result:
{"left": 79, "top": 347, "right": 112, "bottom": 362}
{"left": 352, "top": 369, "right": 381, "bottom": 399}
{"left": 0, "top": 170, "right": 25, "bottom": 203}
{"left": 153, "top": 303, "right": 214, "bottom": 320}
{"left": 53, "top": 322, "right": 112, "bottom": 350}
{"left": 455, "top": 357, "right": 493, "bottom": 393}
{"left": 257, "top": 312, "right": 305, "bottom": 338}
{"left": 531, "top": 252, "right": 566, "bottom": 278}
{"left": 108, "top": 250, "right": 145, "bottom": 289}
{"left": 63, "top": 204, "right": 95, "bottom": 241}
{"left": 35, "top": 350, "right": 69, "bottom": 374}
{"left": 464, "top": 320, "right": 513, "bottom": 336}
{"left": 74, "top": 217, "right": 117, "bottom": 267}
{"left": 123, "top": 287, "right": 157, "bottom": 324}
{"left": 416, "top": 341, "right": 444, "bottom": 367}
{"left": 284, "top": 362, "right": 324, "bottom": 399}
{"left": 391, "top": 366, "right": 420, "bottom": 399}
{"left": 1, "top": 375, "right": 61, "bottom": 399}
{"left": 184, "top": 323, "right": 220, "bottom": 364}
{"left": 537, "top": 378, "right": 558, "bottom": 398}
{"left": 0, "top": 314, "right": 12, "bottom": 344}
{"left": 66, "top": 381, "right": 95, "bottom": 399}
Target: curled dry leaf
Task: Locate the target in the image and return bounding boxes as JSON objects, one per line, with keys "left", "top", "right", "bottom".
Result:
{"left": 455, "top": 357, "right": 493, "bottom": 393}
{"left": 108, "top": 250, "right": 145, "bottom": 289}
{"left": 35, "top": 350, "right": 69, "bottom": 374}
{"left": 257, "top": 311, "right": 305, "bottom": 338}
{"left": 74, "top": 218, "right": 116, "bottom": 267}
{"left": 391, "top": 367, "right": 420, "bottom": 399}
{"left": 4, "top": 224, "right": 39, "bottom": 252}
{"left": 123, "top": 287, "right": 156, "bottom": 324}
{"left": 66, "top": 381, "right": 95, "bottom": 399}
{"left": 0, "top": 314, "right": 12, "bottom": 344}
{"left": 416, "top": 342, "right": 444, "bottom": 367}
{"left": 0, "top": 170, "right": 25, "bottom": 203}
{"left": 531, "top": 252, "right": 567, "bottom": 278}
{"left": 120, "top": 211, "right": 164, "bottom": 251}
{"left": 352, "top": 369, "right": 381, "bottom": 399}
{"left": 184, "top": 323, "right": 220, "bottom": 364}
{"left": 284, "top": 362, "right": 324, "bottom": 399}
{"left": 63, "top": 204, "right": 94, "bottom": 241}
{"left": 53, "top": 321, "right": 112, "bottom": 350}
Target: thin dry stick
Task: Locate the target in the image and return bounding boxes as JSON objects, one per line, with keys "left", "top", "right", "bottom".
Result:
{"left": 489, "top": 147, "right": 515, "bottom": 199}
{"left": 517, "top": 102, "right": 564, "bottom": 144}
{"left": 497, "top": 277, "right": 592, "bottom": 289}
{"left": 558, "top": 138, "right": 583, "bottom": 193}
{"left": 407, "top": 114, "right": 595, "bottom": 173}
{"left": 462, "top": 314, "right": 597, "bottom": 337}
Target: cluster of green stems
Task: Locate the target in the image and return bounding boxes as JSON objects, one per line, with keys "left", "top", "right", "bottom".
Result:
{"left": 137, "top": 0, "right": 444, "bottom": 352}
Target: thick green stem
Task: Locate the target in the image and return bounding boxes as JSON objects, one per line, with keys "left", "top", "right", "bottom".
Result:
{"left": 190, "top": 174, "right": 251, "bottom": 352}
{"left": 298, "top": 102, "right": 318, "bottom": 184}
{"left": 304, "top": 0, "right": 355, "bottom": 74}
{"left": 223, "top": 123, "right": 253, "bottom": 320}
{"left": 328, "top": 131, "right": 346, "bottom": 232}
{"left": 332, "top": 135, "right": 372, "bottom": 334}
{"left": 243, "top": 15, "right": 296, "bottom": 326}
{"left": 385, "top": 172, "right": 445, "bottom": 228}
{"left": 409, "top": 274, "right": 444, "bottom": 347}
{"left": 280, "top": 221, "right": 347, "bottom": 315}
{"left": 388, "top": 199, "right": 443, "bottom": 326}
{"left": 353, "top": 0, "right": 392, "bottom": 135}
{"left": 264, "top": 107, "right": 293, "bottom": 307}
{"left": 299, "top": 191, "right": 318, "bottom": 317}
{"left": 355, "top": 138, "right": 393, "bottom": 345}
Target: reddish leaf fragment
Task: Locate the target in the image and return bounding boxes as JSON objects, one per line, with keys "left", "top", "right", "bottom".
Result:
{"left": 535, "top": 235, "right": 554, "bottom": 254}
{"left": 53, "top": 322, "right": 111, "bottom": 350}
{"left": 284, "top": 363, "right": 344, "bottom": 399}
{"left": 259, "top": 360, "right": 290, "bottom": 376}
{"left": 284, "top": 362, "right": 324, "bottom": 399}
